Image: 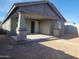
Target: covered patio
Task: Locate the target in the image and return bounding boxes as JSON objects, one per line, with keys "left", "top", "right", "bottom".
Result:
{"left": 12, "top": 34, "right": 57, "bottom": 41}
{"left": 10, "top": 12, "right": 58, "bottom": 41}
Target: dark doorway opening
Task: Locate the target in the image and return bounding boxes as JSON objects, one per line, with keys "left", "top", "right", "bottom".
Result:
{"left": 31, "top": 21, "right": 35, "bottom": 33}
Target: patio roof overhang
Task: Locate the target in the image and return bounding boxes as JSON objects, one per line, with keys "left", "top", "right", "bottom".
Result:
{"left": 21, "top": 11, "right": 59, "bottom": 20}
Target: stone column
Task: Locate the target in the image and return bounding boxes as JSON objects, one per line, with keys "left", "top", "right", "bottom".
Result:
{"left": 16, "top": 12, "right": 27, "bottom": 41}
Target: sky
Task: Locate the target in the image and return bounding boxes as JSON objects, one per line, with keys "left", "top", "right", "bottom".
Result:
{"left": 0, "top": 0, "right": 79, "bottom": 24}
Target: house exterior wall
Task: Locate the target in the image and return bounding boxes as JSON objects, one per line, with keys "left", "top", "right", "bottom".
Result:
{"left": 11, "top": 17, "right": 18, "bottom": 35}
{"left": 25, "top": 19, "right": 31, "bottom": 34}
{"left": 50, "top": 20, "right": 65, "bottom": 36}
{"left": 25, "top": 19, "right": 51, "bottom": 35}
{"left": 55, "top": 20, "right": 65, "bottom": 36}
{"left": 60, "top": 20, "right": 65, "bottom": 35}
{"left": 34, "top": 21, "right": 39, "bottom": 33}
{"left": 2, "top": 18, "right": 11, "bottom": 34}
{"left": 15, "top": 3, "right": 65, "bottom": 35}
{"left": 39, "top": 20, "right": 50, "bottom": 35}
{"left": 2, "top": 3, "right": 65, "bottom": 36}
{"left": 17, "top": 4, "right": 59, "bottom": 19}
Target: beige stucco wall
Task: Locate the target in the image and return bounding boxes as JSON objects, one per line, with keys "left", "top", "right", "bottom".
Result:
{"left": 50, "top": 20, "right": 65, "bottom": 36}
{"left": 34, "top": 21, "right": 39, "bottom": 33}
{"left": 11, "top": 17, "right": 18, "bottom": 35}
{"left": 39, "top": 20, "right": 50, "bottom": 35}
{"left": 25, "top": 19, "right": 31, "bottom": 34}
{"left": 54, "top": 21, "right": 65, "bottom": 36}
{"left": 25, "top": 19, "right": 40, "bottom": 34}
{"left": 2, "top": 18, "right": 11, "bottom": 32}
{"left": 25, "top": 19, "right": 51, "bottom": 35}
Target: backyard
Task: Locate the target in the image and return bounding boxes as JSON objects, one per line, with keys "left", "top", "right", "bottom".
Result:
{"left": 0, "top": 34, "right": 79, "bottom": 59}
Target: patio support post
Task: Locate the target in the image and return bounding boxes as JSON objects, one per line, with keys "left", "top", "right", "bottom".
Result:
{"left": 16, "top": 12, "right": 27, "bottom": 41}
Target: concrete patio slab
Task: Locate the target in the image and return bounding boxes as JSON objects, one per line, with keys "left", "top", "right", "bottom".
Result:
{"left": 27, "top": 34, "right": 53, "bottom": 40}
{"left": 12, "top": 34, "right": 57, "bottom": 41}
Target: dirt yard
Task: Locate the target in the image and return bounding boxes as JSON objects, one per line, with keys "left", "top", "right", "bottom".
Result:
{"left": 0, "top": 34, "right": 79, "bottom": 59}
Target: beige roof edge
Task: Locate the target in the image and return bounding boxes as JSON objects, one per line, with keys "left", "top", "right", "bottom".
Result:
{"left": 1, "top": 1, "right": 66, "bottom": 25}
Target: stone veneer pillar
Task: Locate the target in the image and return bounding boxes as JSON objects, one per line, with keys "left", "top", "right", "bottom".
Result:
{"left": 16, "top": 12, "right": 27, "bottom": 41}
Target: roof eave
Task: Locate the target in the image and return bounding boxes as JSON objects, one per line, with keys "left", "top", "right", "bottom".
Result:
{"left": 1, "top": 1, "right": 48, "bottom": 25}
{"left": 47, "top": 2, "right": 66, "bottom": 22}
{"left": 1, "top": 1, "right": 66, "bottom": 25}
{"left": 1, "top": 5, "right": 16, "bottom": 25}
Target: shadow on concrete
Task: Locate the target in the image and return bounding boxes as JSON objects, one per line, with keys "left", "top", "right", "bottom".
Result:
{"left": 6, "top": 42, "right": 79, "bottom": 59}
{"left": 0, "top": 35, "right": 16, "bottom": 45}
